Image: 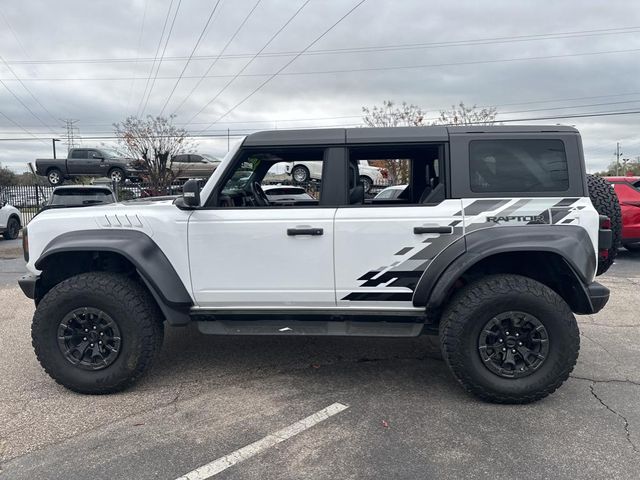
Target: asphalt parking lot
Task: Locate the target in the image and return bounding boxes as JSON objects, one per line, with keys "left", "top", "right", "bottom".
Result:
{"left": 1, "top": 241, "right": 639, "bottom": 479}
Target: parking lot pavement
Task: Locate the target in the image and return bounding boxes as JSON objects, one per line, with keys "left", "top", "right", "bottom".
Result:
{"left": 0, "top": 238, "right": 24, "bottom": 286}
{"left": 0, "top": 253, "right": 639, "bottom": 479}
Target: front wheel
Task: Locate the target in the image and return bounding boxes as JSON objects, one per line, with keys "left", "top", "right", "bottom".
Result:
{"left": 31, "top": 272, "right": 164, "bottom": 394}
{"left": 109, "top": 168, "right": 125, "bottom": 183}
{"left": 3, "top": 217, "right": 20, "bottom": 240}
{"left": 439, "top": 274, "right": 579, "bottom": 404}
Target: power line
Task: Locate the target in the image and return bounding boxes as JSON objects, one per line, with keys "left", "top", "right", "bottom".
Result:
{"left": 1, "top": 109, "right": 640, "bottom": 142}
{"left": 0, "top": 54, "right": 58, "bottom": 125}
{"left": 0, "top": 74, "right": 56, "bottom": 134}
{"left": 171, "top": 0, "right": 263, "bottom": 116}
{"left": 0, "top": 108, "right": 47, "bottom": 143}
{"left": 185, "top": 0, "right": 313, "bottom": 126}
{"left": 9, "top": 47, "right": 638, "bottom": 83}
{"left": 5, "top": 25, "right": 640, "bottom": 66}
{"left": 159, "top": 0, "right": 222, "bottom": 116}
{"left": 139, "top": 0, "right": 183, "bottom": 116}
{"left": 126, "top": 0, "right": 150, "bottom": 115}
{"left": 136, "top": 0, "right": 177, "bottom": 116}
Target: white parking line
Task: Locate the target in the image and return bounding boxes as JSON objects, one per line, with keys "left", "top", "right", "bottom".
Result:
{"left": 175, "top": 402, "right": 349, "bottom": 480}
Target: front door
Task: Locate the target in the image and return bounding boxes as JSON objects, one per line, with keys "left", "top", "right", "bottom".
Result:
{"left": 188, "top": 146, "right": 337, "bottom": 309}
{"left": 334, "top": 143, "right": 463, "bottom": 310}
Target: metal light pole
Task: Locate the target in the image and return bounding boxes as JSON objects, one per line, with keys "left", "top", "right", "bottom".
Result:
{"left": 52, "top": 138, "right": 60, "bottom": 159}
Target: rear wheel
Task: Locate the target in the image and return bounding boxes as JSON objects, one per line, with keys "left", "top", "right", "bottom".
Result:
{"left": 360, "top": 175, "right": 373, "bottom": 193}
{"left": 3, "top": 216, "right": 20, "bottom": 240}
{"left": 439, "top": 274, "right": 579, "bottom": 404}
{"left": 291, "top": 165, "right": 310, "bottom": 184}
{"left": 587, "top": 174, "right": 621, "bottom": 275}
{"left": 47, "top": 168, "right": 63, "bottom": 186}
{"left": 31, "top": 272, "right": 164, "bottom": 394}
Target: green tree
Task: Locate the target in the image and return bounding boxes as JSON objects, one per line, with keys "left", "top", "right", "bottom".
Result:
{"left": 0, "top": 167, "right": 17, "bottom": 186}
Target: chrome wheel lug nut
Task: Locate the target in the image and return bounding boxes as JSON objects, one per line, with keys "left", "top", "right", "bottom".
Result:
{"left": 499, "top": 339, "right": 503, "bottom": 343}
{"left": 84, "top": 329, "right": 88, "bottom": 332}
{"left": 90, "top": 343, "right": 94, "bottom": 347}
{"left": 502, "top": 348, "right": 506, "bottom": 351}
{"left": 505, "top": 331, "right": 510, "bottom": 335}
{"left": 518, "top": 341, "right": 523, "bottom": 346}
{"left": 100, "top": 332, "right": 104, "bottom": 336}
{"left": 83, "top": 337, "right": 87, "bottom": 341}
{"left": 515, "top": 333, "right": 519, "bottom": 337}
{"left": 93, "top": 326, "right": 96, "bottom": 330}
{"left": 512, "top": 349, "right": 516, "bottom": 353}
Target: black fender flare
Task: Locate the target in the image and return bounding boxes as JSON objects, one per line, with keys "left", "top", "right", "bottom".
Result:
{"left": 412, "top": 225, "right": 597, "bottom": 311}
{"left": 35, "top": 229, "right": 192, "bottom": 325}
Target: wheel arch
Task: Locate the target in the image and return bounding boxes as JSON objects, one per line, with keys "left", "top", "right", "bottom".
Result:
{"left": 413, "top": 225, "right": 598, "bottom": 315}
{"left": 8, "top": 212, "right": 21, "bottom": 226}
{"left": 34, "top": 230, "right": 192, "bottom": 325}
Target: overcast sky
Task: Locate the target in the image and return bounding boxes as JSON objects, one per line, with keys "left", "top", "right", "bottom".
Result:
{"left": 0, "top": 0, "right": 638, "bottom": 172}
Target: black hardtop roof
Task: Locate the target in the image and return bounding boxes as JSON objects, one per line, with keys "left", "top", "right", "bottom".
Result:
{"left": 52, "top": 185, "right": 114, "bottom": 193}
{"left": 243, "top": 125, "right": 579, "bottom": 147}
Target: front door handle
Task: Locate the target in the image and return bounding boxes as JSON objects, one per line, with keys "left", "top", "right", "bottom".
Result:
{"left": 287, "top": 227, "right": 324, "bottom": 236}
{"left": 414, "top": 226, "right": 453, "bottom": 235}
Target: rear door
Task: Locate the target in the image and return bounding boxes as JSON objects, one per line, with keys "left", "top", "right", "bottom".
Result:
{"left": 334, "top": 143, "right": 463, "bottom": 310}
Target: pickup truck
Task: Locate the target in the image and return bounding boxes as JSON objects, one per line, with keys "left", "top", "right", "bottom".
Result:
{"left": 36, "top": 148, "right": 146, "bottom": 185}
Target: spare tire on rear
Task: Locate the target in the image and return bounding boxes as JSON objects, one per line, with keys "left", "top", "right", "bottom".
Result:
{"left": 586, "top": 174, "right": 621, "bottom": 275}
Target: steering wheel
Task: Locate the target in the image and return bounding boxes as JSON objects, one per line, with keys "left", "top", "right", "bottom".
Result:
{"left": 250, "top": 181, "right": 270, "bottom": 206}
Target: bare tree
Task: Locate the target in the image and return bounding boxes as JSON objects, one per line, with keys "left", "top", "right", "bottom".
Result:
{"left": 113, "top": 115, "right": 194, "bottom": 190}
{"left": 435, "top": 102, "right": 497, "bottom": 126}
{"left": 361, "top": 100, "right": 425, "bottom": 182}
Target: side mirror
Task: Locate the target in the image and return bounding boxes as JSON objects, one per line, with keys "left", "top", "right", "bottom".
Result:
{"left": 178, "top": 179, "right": 200, "bottom": 208}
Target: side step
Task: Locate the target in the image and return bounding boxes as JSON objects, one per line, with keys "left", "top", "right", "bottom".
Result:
{"left": 192, "top": 310, "right": 433, "bottom": 337}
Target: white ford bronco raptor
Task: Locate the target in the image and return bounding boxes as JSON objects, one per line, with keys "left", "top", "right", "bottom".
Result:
{"left": 20, "top": 126, "right": 616, "bottom": 403}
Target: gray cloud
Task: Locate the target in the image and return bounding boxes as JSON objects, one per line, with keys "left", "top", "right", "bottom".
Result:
{"left": 0, "top": 0, "right": 638, "bottom": 173}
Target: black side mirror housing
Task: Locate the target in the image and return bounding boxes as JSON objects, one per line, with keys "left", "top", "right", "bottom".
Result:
{"left": 178, "top": 179, "right": 200, "bottom": 209}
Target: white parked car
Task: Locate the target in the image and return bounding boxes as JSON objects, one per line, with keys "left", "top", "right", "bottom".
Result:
{"left": 374, "top": 184, "right": 408, "bottom": 200}
{"left": 0, "top": 197, "right": 22, "bottom": 240}
{"left": 285, "top": 160, "right": 388, "bottom": 193}
{"left": 262, "top": 185, "right": 314, "bottom": 204}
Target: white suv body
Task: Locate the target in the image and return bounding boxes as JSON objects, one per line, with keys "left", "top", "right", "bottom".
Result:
{"left": 285, "top": 159, "right": 388, "bottom": 191}
{"left": 20, "top": 126, "right": 614, "bottom": 402}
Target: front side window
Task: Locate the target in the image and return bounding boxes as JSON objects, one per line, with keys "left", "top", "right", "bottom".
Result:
{"left": 88, "top": 150, "right": 102, "bottom": 159}
{"left": 216, "top": 148, "right": 325, "bottom": 207}
{"left": 469, "top": 139, "right": 569, "bottom": 193}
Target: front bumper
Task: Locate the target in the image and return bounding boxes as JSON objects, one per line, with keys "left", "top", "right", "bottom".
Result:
{"left": 586, "top": 281, "right": 609, "bottom": 313}
{"left": 18, "top": 273, "right": 37, "bottom": 299}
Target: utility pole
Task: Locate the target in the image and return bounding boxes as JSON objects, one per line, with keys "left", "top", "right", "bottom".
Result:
{"left": 615, "top": 142, "right": 621, "bottom": 176}
{"left": 61, "top": 119, "right": 80, "bottom": 151}
{"left": 52, "top": 138, "right": 60, "bottom": 158}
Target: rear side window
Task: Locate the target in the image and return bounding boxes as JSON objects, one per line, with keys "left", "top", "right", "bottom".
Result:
{"left": 469, "top": 139, "right": 569, "bottom": 193}
{"left": 70, "top": 150, "right": 87, "bottom": 159}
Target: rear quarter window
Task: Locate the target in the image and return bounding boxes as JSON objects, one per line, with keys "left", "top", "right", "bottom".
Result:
{"left": 469, "top": 139, "right": 569, "bottom": 193}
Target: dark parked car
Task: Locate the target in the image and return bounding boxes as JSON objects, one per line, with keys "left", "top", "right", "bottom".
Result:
{"left": 39, "top": 185, "right": 116, "bottom": 212}
{"left": 36, "top": 148, "right": 146, "bottom": 186}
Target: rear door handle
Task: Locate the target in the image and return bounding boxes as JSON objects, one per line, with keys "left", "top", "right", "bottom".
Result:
{"left": 287, "top": 227, "right": 324, "bottom": 236}
{"left": 414, "top": 226, "right": 453, "bottom": 235}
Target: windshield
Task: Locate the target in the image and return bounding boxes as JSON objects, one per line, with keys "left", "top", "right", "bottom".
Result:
{"left": 100, "top": 148, "right": 126, "bottom": 158}
{"left": 200, "top": 154, "right": 221, "bottom": 163}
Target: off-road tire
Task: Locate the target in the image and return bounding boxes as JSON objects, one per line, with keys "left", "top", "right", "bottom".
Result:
{"left": 439, "top": 274, "right": 579, "bottom": 404}
{"left": 291, "top": 165, "right": 310, "bottom": 184}
{"left": 32, "top": 272, "right": 164, "bottom": 394}
{"left": 587, "top": 174, "right": 621, "bottom": 275}
{"left": 3, "top": 216, "right": 20, "bottom": 240}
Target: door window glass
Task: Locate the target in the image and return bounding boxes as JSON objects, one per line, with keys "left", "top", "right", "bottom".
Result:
{"left": 70, "top": 150, "right": 87, "bottom": 159}
{"left": 348, "top": 144, "right": 444, "bottom": 205}
{"left": 217, "top": 148, "right": 325, "bottom": 207}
